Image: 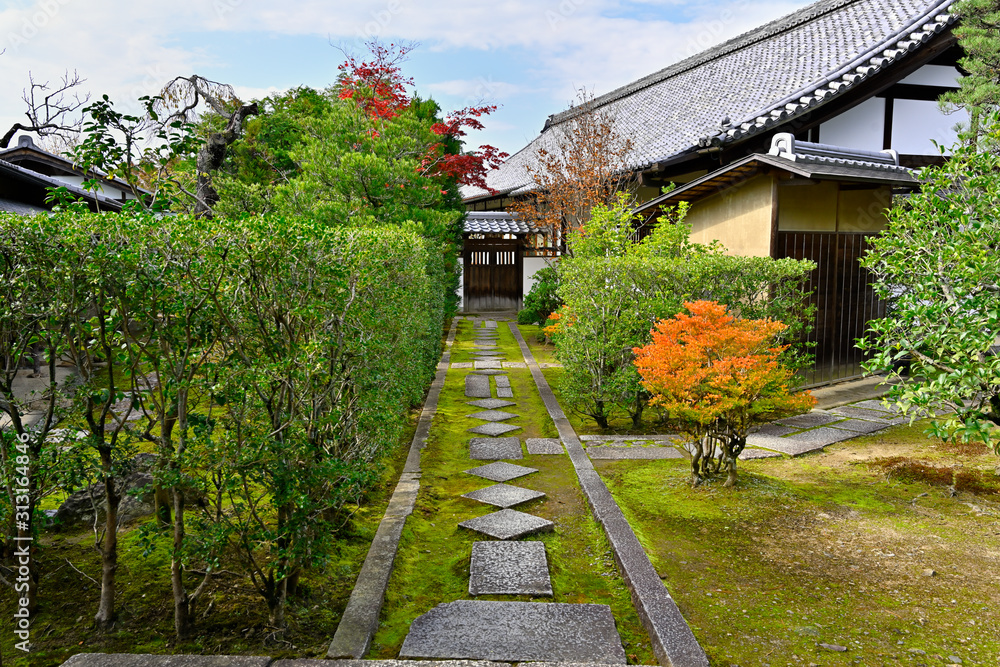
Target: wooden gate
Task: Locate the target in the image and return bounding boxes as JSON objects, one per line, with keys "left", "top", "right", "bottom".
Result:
{"left": 463, "top": 238, "right": 523, "bottom": 312}
{"left": 775, "top": 232, "right": 886, "bottom": 386}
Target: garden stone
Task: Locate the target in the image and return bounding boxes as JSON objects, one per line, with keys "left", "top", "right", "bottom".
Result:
{"left": 61, "top": 656, "right": 271, "bottom": 667}
{"left": 525, "top": 438, "right": 564, "bottom": 455}
{"left": 464, "top": 461, "right": 538, "bottom": 482}
{"left": 472, "top": 369, "right": 505, "bottom": 376}
{"left": 852, "top": 399, "right": 901, "bottom": 414}
{"left": 501, "top": 362, "right": 527, "bottom": 368}
{"left": 469, "top": 437, "right": 523, "bottom": 460}
{"left": 474, "top": 360, "right": 502, "bottom": 370}
{"left": 777, "top": 411, "right": 841, "bottom": 428}
{"left": 399, "top": 600, "right": 626, "bottom": 663}
{"left": 469, "top": 541, "right": 552, "bottom": 596}
{"left": 467, "top": 409, "right": 518, "bottom": 422}
{"left": 497, "top": 387, "right": 514, "bottom": 399}
{"left": 451, "top": 362, "right": 473, "bottom": 369}
{"left": 458, "top": 509, "right": 554, "bottom": 540}
{"left": 828, "top": 418, "right": 888, "bottom": 434}
{"left": 484, "top": 320, "right": 498, "bottom": 329}
{"left": 54, "top": 453, "right": 160, "bottom": 528}
{"left": 468, "top": 422, "right": 521, "bottom": 436}
{"left": 830, "top": 406, "right": 895, "bottom": 422}
{"left": 750, "top": 423, "right": 799, "bottom": 437}
{"left": 586, "top": 446, "right": 683, "bottom": 460}
{"left": 466, "top": 398, "right": 516, "bottom": 410}
{"left": 785, "top": 427, "right": 858, "bottom": 447}
{"left": 579, "top": 434, "right": 678, "bottom": 442}
{"left": 495, "top": 375, "right": 511, "bottom": 388}
{"left": 746, "top": 433, "right": 823, "bottom": 456}
{"left": 465, "top": 374, "right": 491, "bottom": 398}
{"left": 462, "top": 483, "right": 545, "bottom": 508}
{"left": 739, "top": 448, "right": 783, "bottom": 459}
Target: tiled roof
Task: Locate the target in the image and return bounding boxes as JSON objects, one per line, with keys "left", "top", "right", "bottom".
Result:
{"left": 464, "top": 0, "right": 956, "bottom": 202}
{"left": 464, "top": 212, "right": 532, "bottom": 235}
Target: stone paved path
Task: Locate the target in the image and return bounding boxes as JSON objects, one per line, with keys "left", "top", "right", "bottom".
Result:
{"left": 399, "top": 318, "right": 628, "bottom": 664}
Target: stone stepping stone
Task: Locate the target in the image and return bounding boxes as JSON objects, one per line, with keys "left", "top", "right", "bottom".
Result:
{"left": 467, "top": 398, "right": 516, "bottom": 410}
{"left": 828, "top": 418, "right": 888, "bottom": 434}
{"left": 829, "top": 406, "right": 894, "bottom": 423}
{"left": 473, "top": 369, "right": 505, "bottom": 376}
{"left": 468, "top": 422, "right": 521, "bottom": 437}
{"left": 467, "top": 409, "right": 518, "bottom": 422}
{"left": 465, "top": 374, "right": 491, "bottom": 398}
{"left": 459, "top": 509, "right": 554, "bottom": 540}
{"left": 497, "top": 388, "right": 514, "bottom": 399}
{"left": 470, "top": 437, "right": 523, "bottom": 460}
{"left": 851, "top": 399, "right": 902, "bottom": 414}
{"left": 399, "top": 600, "right": 626, "bottom": 663}
{"left": 525, "top": 438, "right": 564, "bottom": 455}
{"left": 750, "top": 423, "right": 799, "bottom": 437}
{"left": 464, "top": 461, "right": 538, "bottom": 482}
{"left": 469, "top": 541, "right": 552, "bottom": 596}
{"left": 475, "top": 360, "right": 502, "bottom": 370}
{"left": 586, "top": 446, "right": 683, "bottom": 460}
{"left": 776, "top": 411, "right": 841, "bottom": 429}
{"left": 785, "top": 426, "right": 859, "bottom": 446}
{"left": 451, "top": 362, "right": 474, "bottom": 369}
{"left": 462, "top": 483, "right": 545, "bottom": 508}
{"left": 495, "top": 375, "right": 511, "bottom": 389}
{"left": 484, "top": 320, "right": 498, "bottom": 329}
{"left": 745, "top": 433, "right": 822, "bottom": 455}
{"left": 740, "top": 448, "right": 783, "bottom": 460}
{"left": 474, "top": 356, "right": 504, "bottom": 363}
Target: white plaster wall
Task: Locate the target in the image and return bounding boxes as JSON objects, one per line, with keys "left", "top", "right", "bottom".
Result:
{"left": 891, "top": 99, "right": 968, "bottom": 155}
{"left": 52, "top": 175, "right": 130, "bottom": 200}
{"left": 818, "top": 97, "right": 885, "bottom": 150}
{"left": 523, "top": 257, "right": 553, "bottom": 297}
{"left": 899, "top": 64, "right": 962, "bottom": 87}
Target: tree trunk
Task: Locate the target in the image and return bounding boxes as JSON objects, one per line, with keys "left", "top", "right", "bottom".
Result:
{"left": 593, "top": 400, "right": 609, "bottom": 429}
{"left": 94, "top": 467, "right": 120, "bottom": 629}
{"left": 154, "top": 486, "right": 172, "bottom": 526}
{"left": 267, "top": 577, "right": 288, "bottom": 630}
{"left": 171, "top": 488, "right": 190, "bottom": 638}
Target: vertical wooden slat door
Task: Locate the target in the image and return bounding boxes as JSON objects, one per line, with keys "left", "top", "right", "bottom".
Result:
{"left": 776, "top": 232, "right": 885, "bottom": 386}
{"left": 463, "top": 238, "right": 523, "bottom": 312}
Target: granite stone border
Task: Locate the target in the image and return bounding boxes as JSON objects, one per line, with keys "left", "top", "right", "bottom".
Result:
{"left": 60, "top": 656, "right": 272, "bottom": 667}
{"left": 326, "top": 318, "right": 460, "bottom": 659}
{"left": 509, "top": 323, "right": 710, "bottom": 667}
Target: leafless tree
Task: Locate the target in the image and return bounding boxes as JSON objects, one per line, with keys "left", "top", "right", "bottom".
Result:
{"left": 0, "top": 70, "right": 89, "bottom": 148}
{"left": 158, "top": 75, "right": 258, "bottom": 217}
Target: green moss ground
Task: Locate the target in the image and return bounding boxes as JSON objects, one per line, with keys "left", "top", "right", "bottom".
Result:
{"left": 369, "top": 318, "right": 656, "bottom": 663}
{"left": 597, "top": 422, "right": 1000, "bottom": 666}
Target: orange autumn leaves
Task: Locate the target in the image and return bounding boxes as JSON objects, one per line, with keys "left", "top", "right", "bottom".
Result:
{"left": 633, "top": 301, "right": 815, "bottom": 435}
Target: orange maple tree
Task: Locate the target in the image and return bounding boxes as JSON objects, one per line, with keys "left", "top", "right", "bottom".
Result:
{"left": 633, "top": 300, "right": 815, "bottom": 486}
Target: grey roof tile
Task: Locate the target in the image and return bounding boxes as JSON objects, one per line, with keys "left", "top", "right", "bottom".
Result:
{"left": 463, "top": 0, "right": 956, "bottom": 202}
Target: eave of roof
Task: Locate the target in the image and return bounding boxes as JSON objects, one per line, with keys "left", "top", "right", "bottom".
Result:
{"left": 634, "top": 152, "right": 916, "bottom": 214}
{"left": 464, "top": 211, "right": 533, "bottom": 235}
{"left": 0, "top": 158, "right": 124, "bottom": 212}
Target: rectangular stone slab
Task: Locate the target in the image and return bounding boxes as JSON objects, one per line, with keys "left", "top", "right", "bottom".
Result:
{"left": 462, "top": 483, "right": 545, "bottom": 508}
{"left": 474, "top": 360, "right": 502, "bottom": 370}
{"left": 776, "top": 411, "right": 841, "bottom": 429}
{"left": 497, "top": 388, "right": 514, "bottom": 399}
{"left": 829, "top": 406, "right": 894, "bottom": 423}
{"left": 459, "top": 509, "right": 554, "bottom": 540}
{"left": 469, "top": 436, "right": 523, "bottom": 460}
{"left": 61, "top": 656, "right": 271, "bottom": 667}
{"left": 828, "top": 418, "right": 888, "bottom": 434}
{"left": 399, "top": 600, "right": 626, "bottom": 663}
{"left": 494, "top": 375, "right": 511, "bottom": 389}
{"left": 469, "top": 541, "right": 553, "bottom": 596}
{"left": 525, "top": 438, "right": 564, "bottom": 455}
{"left": 465, "top": 374, "right": 491, "bottom": 398}
{"left": 586, "top": 446, "right": 683, "bottom": 460}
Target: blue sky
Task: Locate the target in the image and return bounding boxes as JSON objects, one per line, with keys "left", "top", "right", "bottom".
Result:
{"left": 0, "top": 0, "right": 814, "bottom": 155}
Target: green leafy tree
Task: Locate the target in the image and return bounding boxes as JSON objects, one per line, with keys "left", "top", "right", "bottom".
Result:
{"left": 942, "top": 0, "right": 1000, "bottom": 138}
{"left": 860, "top": 123, "right": 1000, "bottom": 452}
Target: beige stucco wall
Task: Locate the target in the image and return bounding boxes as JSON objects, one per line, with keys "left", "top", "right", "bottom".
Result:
{"left": 684, "top": 173, "right": 775, "bottom": 257}
{"left": 777, "top": 181, "right": 891, "bottom": 233}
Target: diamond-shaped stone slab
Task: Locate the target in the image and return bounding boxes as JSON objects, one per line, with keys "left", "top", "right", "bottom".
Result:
{"left": 467, "top": 398, "right": 516, "bottom": 410}
{"left": 464, "top": 461, "right": 538, "bottom": 482}
{"left": 463, "top": 483, "right": 546, "bottom": 508}
{"left": 459, "top": 509, "right": 554, "bottom": 540}
{"left": 828, "top": 418, "right": 888, "bottom": 434}
{"left": 469, "top": 422, "right": 521, "bottom": 436}
{"left": 525, "top": 438, "right": 564, "bottom": 455}
{"left": 468, "top": 409, "right": 518, "bottom": 422}
{"left": 470, "top": 437, "right": 523, "bottom": 460}
{"left": 473, "top": 369, "right": 506, "bottom": 376}
{"left": 829, "top": 406, "right": 894, "bottom": 423}
{"left": 399, "top": 600, "right": 626, "bottom": 663}
{"left": 465, "top": 374, "right": 491, "bottom": 398}
{"left": 475, "top": 360, "right": 502, "bottom": 370}
{"left": 470, "top": 541, "right": 553, "bottom": 596}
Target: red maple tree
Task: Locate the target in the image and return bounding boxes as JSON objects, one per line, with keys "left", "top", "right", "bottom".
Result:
{"left": 337, "top": 42, "right": 507, "bottom": 192}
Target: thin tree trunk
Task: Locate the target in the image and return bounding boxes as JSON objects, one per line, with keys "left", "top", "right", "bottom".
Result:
{"left": 171, "top": 487, "right": 190, "bottom": 638}
{"left": 95, "top": 462, "right": 120, "bottom": 629}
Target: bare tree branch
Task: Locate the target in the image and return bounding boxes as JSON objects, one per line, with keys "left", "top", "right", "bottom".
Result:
{"left": 1, "top": 70, "right": 89, "bottom": 148}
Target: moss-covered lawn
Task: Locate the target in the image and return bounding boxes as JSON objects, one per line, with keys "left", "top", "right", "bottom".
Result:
{"left": 370, "top": 318, "right": 656, "bottom": 663}
{"left": 598, "top": 422, "right": 1000, "bottom": 666}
